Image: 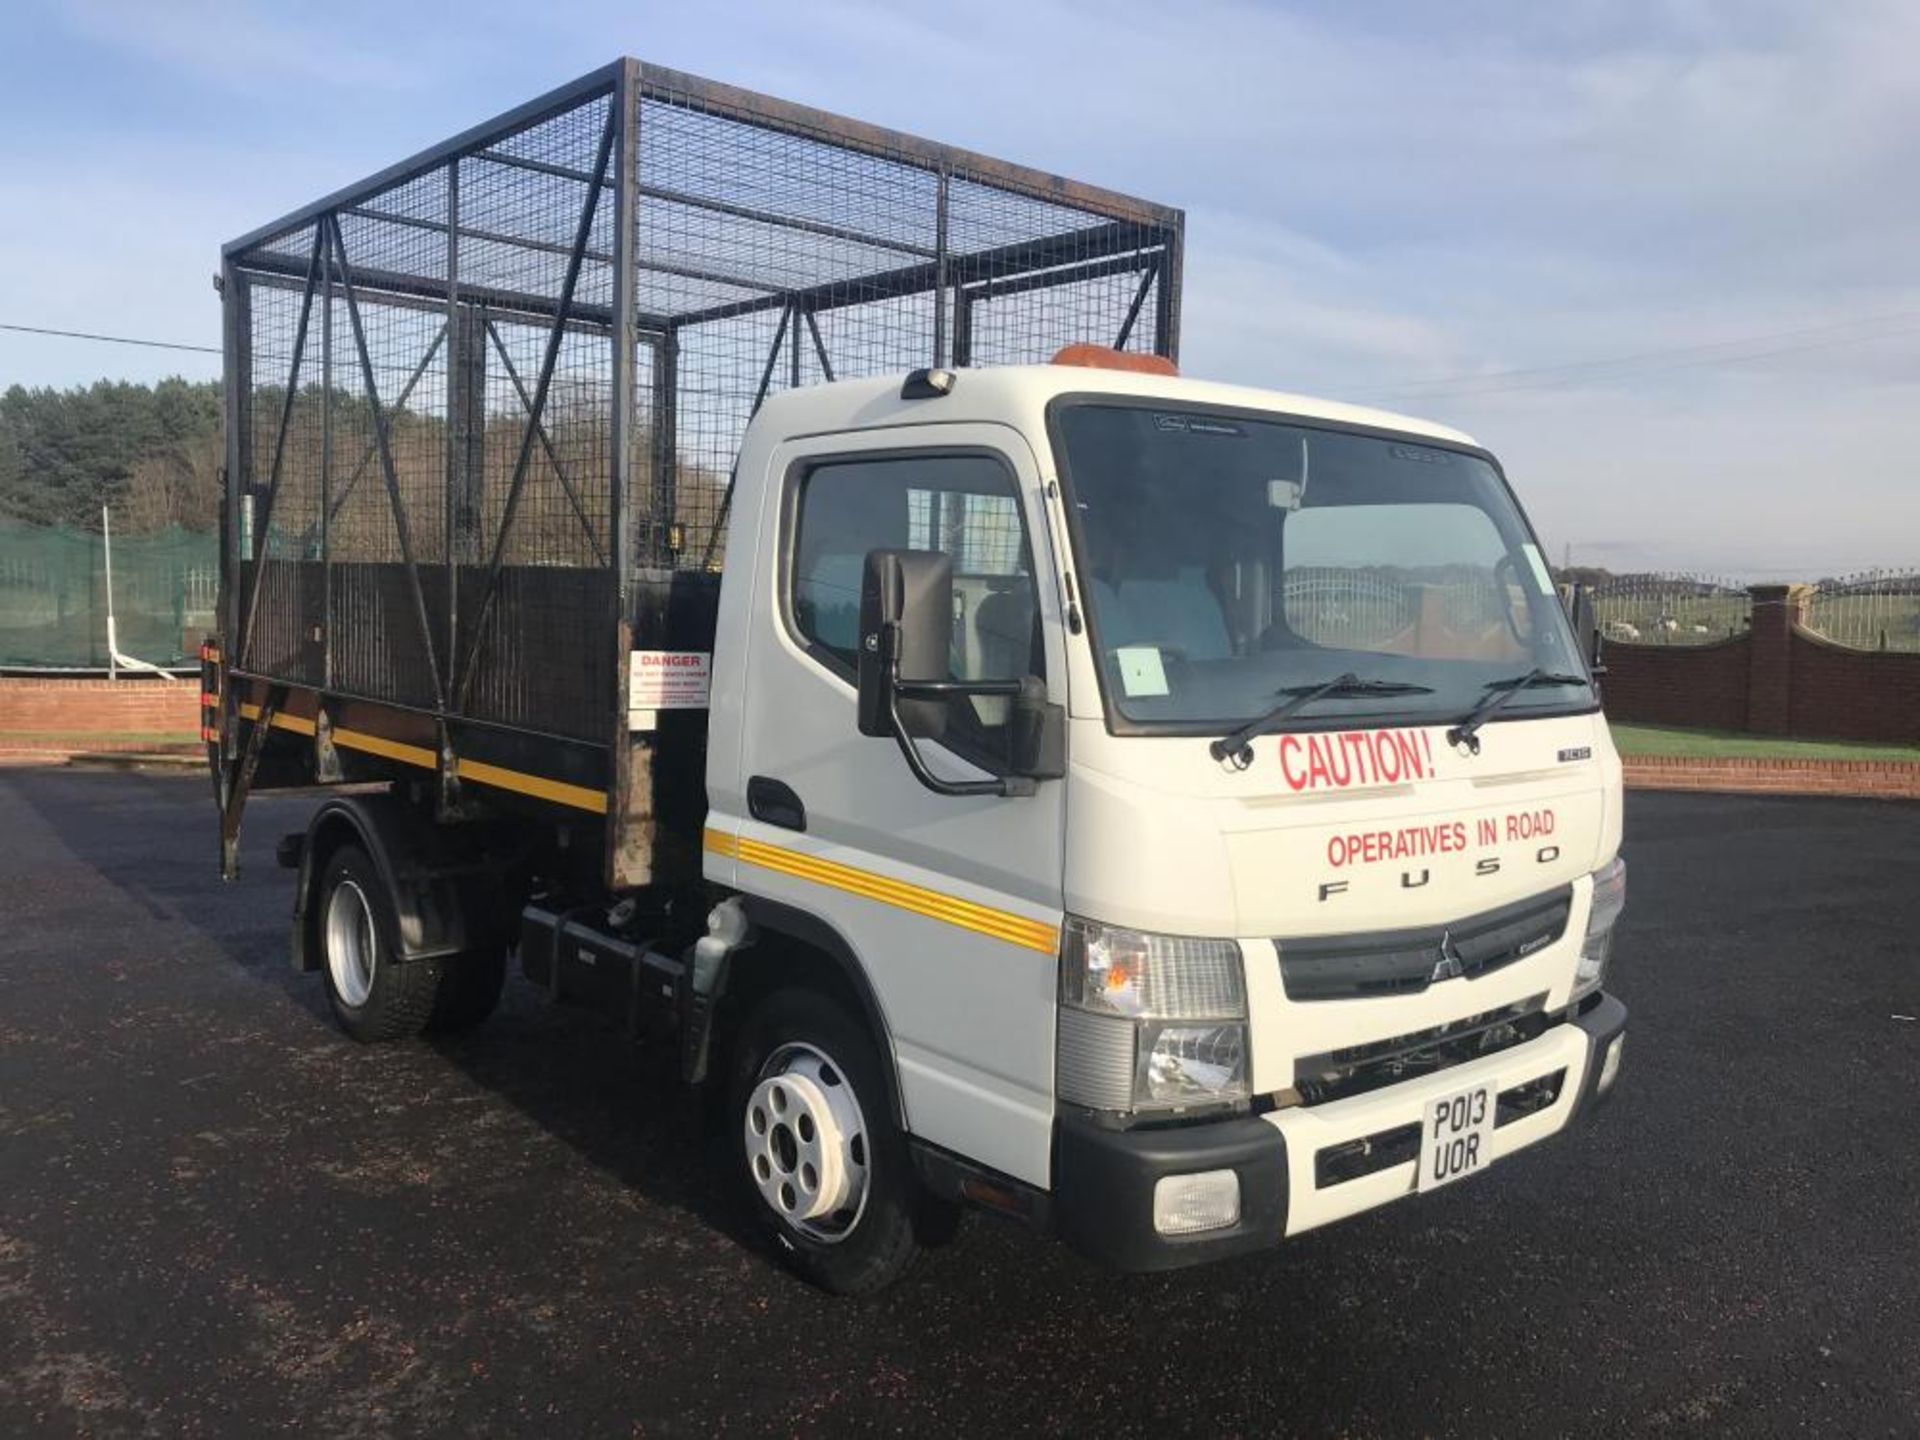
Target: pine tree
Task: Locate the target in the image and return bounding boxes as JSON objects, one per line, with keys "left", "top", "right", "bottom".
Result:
{"left": 0, "top": 378, "right": 222, "bottom": 529}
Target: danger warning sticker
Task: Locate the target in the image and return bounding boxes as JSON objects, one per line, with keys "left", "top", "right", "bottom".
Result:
{"left": 628, "top": 650, "right": 711, "bottom": 720}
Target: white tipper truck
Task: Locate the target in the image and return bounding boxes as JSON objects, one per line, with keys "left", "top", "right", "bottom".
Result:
{"left": 208, "top": 62, "right": 1626, "bottom": 1295}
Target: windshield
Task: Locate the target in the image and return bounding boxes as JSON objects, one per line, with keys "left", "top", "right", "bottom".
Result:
{"left": 1052, "top": 401, "right": 1595, "bottom": 731}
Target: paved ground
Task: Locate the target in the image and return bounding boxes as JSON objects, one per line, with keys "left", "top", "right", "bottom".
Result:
{"left": 2, "top": 771, "right": 1917, "bottom": 1438}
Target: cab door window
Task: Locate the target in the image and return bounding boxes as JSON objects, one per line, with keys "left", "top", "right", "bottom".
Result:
{"left": 790, "top": 452, "right": 1042, "bottom": 756}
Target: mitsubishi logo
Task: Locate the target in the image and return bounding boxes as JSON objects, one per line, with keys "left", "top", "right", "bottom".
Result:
{"left": 1429, "top": 930, "right": 1467, "bottom": 984}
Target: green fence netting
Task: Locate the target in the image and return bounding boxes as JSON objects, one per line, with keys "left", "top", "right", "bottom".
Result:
{"left": 0, "top": 523, "right": 218, "bottom": 670}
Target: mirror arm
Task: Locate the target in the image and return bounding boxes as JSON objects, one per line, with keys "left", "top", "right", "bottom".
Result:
{"left": 879, "top": 642, "right": 1034, "bottom": 798}
{"left": 884, "top": 677, "right": 1033, "bottom": 798}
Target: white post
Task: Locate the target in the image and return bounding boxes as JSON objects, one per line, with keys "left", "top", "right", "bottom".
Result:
{"left": 95, "top": 506, "right": 175, "bottom": 682}
{"left": 103, "top": 504, "right": 118, "bottom": 681}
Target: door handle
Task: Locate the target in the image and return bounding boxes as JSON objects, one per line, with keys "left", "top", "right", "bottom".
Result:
{"left": 747, "top": 776, "right": 807, "bottom": 832}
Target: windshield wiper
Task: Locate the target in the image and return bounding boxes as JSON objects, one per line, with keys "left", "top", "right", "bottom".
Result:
{"left": 1210, "top": 674, "right": 1436, "bottom": 769}
{"left": 1445, "top": 669, "right": 1589, "bottom": 755}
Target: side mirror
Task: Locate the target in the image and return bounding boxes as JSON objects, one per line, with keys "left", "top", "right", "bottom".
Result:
{"left": 1567, "top": 582, "right": 1605, "bottom": 672}
{"left": 857, "top": 549, "right": 952, "bottom": 742}
{"left": 856, "top": 548, "right": 1057, "bottom": 799}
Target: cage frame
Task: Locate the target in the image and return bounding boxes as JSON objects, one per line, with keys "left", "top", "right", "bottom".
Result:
{"left": 213, "top": 58, "right": 1183, "bottom": 888}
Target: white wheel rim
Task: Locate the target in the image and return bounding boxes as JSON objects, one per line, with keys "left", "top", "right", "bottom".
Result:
{"left": 743, "top": 1042, "right": 871, "bottom": 1245}
{"left": 324, "top": 878, "right": 377, "bottom": 1009}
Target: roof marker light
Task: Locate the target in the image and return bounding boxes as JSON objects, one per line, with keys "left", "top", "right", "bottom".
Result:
{"left": 1050, "top": 343, "right": 1179, "bottom": 376}
{"left": 901, "top": 367, "right": 957, "bottom": 399}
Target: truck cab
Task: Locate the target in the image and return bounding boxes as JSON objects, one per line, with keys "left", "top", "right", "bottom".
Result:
{"left": 702, "top": 356, "right": 1627, "bottom": 1281}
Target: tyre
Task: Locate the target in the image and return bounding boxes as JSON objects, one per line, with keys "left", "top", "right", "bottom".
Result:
{"left": 317, "top": 843, "right": 440, "bottom": 1043}
{"left": 730, "top": 989, "right": 932, "bottom": 1295}
{"left": 428, "top": 947, "right": 507, "bottom": 1034}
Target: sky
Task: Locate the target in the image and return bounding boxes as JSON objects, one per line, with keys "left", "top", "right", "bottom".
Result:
{"left": 1, "top": 0, "right": 1916, "bottom": 576}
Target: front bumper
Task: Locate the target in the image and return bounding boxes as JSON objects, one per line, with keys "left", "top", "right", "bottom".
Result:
{"left": 1053, "top": 993, "right": 1628, "bottom": 1272}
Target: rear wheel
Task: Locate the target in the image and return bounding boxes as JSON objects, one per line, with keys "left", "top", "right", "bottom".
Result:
{"left": 318, "top": 844, "right": 439, "bottom": 1043}
{"left": 730, "top": 989, "right": 931, "bottom": 1295}
{"left": 428, "top": 947, "right": 507, "bottom": 1033}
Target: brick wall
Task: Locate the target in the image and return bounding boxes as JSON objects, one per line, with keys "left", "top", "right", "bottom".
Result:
{"left": 1601, "top": 636, "right": 1750, "bottom": 731}
{"left": 0, "top": 677, "right": 199, "bottom": 738}
{"left": 1601, "top": 584, "right": 1920, "bottom": 746}
{"left": 1625, "top": 754, "right": 1920, "bottom": 799}
{"left": 1786, "top": 631, "right": 1920, "bottom": 745}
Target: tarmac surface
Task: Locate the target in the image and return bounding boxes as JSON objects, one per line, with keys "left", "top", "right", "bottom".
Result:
{"left": 2, "top": 769, "right": 1917, "bottom": 1437}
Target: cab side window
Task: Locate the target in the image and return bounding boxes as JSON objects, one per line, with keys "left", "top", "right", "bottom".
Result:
{"left": 791, "top": 453, "right": 1043, "bottom": 752}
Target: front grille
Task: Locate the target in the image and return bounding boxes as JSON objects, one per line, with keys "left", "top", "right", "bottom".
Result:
{"left": 1276, "top": 885, "right": 1573, "bottom": 1002}
{"left": 1291, "top": 994, "right": 1551, "bottom": 1106}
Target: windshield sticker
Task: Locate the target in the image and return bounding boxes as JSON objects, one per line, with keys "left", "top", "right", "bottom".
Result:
{"left": 1114, "top": 646, "right": 1171, "bottom": 698}
{"left": 1521, "top": 543, "right": 1555, "bottom": 594}
{"left": 1390, "top": 443, "right": 1453, "bottom": 465}
{"left": 1278, "top": 729, "right": 1436, "bottom": 792}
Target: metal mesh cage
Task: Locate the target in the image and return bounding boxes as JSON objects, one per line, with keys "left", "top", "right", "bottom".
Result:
{"left": 223, "top": 60, "right": 1181, "bottom": 742}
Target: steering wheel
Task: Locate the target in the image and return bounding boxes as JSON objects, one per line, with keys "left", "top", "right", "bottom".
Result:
{"left": 1493, "top": 555, "right": 1532, "bottom": 646}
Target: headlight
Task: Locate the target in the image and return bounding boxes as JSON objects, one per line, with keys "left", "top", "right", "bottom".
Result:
{"left": 1143, "top": 1022, "right": 1247, "bottom": 1105}
{"left": 1057, "top": 918, "right": 1249, "bottom": 1113}
{"left": 1573, "top": 857, "right": 1626, "bottom": 1001}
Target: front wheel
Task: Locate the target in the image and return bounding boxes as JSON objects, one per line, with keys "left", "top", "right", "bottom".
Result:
{"left": 730, "top": 989, "right": 932, "bottom": 1295}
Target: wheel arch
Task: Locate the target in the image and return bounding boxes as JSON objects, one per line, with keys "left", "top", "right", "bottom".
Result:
{"left": 714, "top": 894, "right": 908, "bottom": 1130}
{"left": 290, "top": 795, "right": 515, "bottom": 973}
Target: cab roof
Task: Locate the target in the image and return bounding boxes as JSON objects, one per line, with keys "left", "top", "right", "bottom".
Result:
{"left": 750, "top": 363, "right": 1481, "bottom": 453}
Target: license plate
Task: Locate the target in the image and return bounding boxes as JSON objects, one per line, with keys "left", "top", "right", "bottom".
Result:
{"left": 1418, "top": 1081, "right": 1497, "bottom": 1193}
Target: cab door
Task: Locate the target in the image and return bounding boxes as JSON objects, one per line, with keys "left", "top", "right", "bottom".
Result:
{"left": 720, "top": 424, "right": 1068, "bottom": 1187}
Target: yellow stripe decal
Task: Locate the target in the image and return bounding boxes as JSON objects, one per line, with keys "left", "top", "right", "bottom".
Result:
{"left": 336, "top": 728, "right": 435, "bottom": 769}
{"left": 455, "top": 757, "right": 608, "bottom": 814}
{"left": 706, "top": 827, "right": 1059, "bottom": 955}
{"left": 237, "top": 702, "right": 606, "bottom": 814}
{"left": 238, "top": 703, "right": 317, "bottom": 737}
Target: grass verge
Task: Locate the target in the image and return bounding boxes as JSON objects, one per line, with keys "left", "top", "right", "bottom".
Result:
{"left": 1609, "top": 724, "right": 1920, "bottom": 763}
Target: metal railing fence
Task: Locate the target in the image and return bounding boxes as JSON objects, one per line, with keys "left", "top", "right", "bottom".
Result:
{"left": 1588, "top": 573, "right": 1751, "bottom": 646}
{"left": 1804, "top": 571, "right": 1920, "bottom": 652}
